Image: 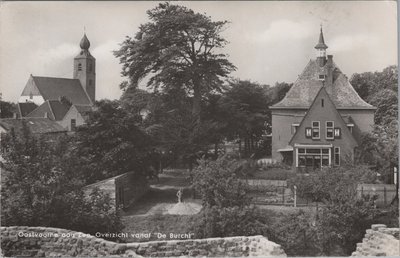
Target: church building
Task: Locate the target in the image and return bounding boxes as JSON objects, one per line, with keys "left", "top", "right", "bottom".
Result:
{"left": 270, "top": 28, "right": 376, "bottom": 171}
{"left": 16, "top": 33, "right": 96, "bottom": 131}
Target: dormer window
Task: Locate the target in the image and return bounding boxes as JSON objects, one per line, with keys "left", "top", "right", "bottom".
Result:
{"left": 318, "top": 74, "right": 326, "bottom": 81}
{"left": 347, "top": 123, "right": 354, "bottom": 133}
{"left": 291, "top": 123, "right": 300, "bottom": 134}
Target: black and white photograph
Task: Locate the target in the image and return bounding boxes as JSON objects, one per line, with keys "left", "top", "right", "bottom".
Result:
{"left": 0, "top": 1, "right": 398, "bottom": 257}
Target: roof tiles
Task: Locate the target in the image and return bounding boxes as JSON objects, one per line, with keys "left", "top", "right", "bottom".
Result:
{"left": 271, "top": 59, "right": 375, "bottom": 109}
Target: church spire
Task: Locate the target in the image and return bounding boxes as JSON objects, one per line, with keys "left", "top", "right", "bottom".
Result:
{"left": 315, "top": 26, "right": 328, "bottom": 50}
{"left": 315, "top": 26, "right": 328, "bottom": 66}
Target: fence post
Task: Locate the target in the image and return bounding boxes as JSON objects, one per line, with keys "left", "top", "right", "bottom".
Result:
{"left": 294, "top": 185, "right": 297, "bottom": 208}
{"left": 282, "top": 186, "right": 285, "bottom": 204}
{"left": 361, "top": 186, "right": 363, "bottom": 196}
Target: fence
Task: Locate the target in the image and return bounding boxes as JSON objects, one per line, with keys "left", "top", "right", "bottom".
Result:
{"left": 357, "top": 184, "right": 397, "bottom": 207}
{"left": 242, "top": 179, "right": 294, "bottom": 205}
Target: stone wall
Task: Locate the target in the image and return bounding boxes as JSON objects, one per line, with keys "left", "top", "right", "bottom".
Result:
{"left": 1, "top": 226, "right": 286, "bottom": 257}
{"left": 351, "top": 224, "right": 399, "bottom": 257}
{"left": 84, "top": 172, "right": 149, "bottom": 209}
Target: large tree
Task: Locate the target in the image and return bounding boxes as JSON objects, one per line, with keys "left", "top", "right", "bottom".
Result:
{"left": 75, "top": 100, "right": 154, "bottom": 183}
{"left": 114, "top": 2, "right": 236, "bottom": 123}
{"left": 217, "top": 80, "right": 271, "bottom": 156}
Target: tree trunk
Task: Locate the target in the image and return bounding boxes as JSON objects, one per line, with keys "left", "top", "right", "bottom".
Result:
{"left": 192, "top": 81, "right": 201, "bottom": 124}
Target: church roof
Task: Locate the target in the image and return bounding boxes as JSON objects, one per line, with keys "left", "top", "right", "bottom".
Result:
{"left": 0, "top": 117, "right": 67, "bottom": 134}
{"left": 31, "top": 76, "right": 91, "bottom": 105}
{"left": 17, "top": 102, "right": 38, "bottom": 117}
{"left": 271, "top": 59, "right": 375, "bottom": 110}
{"left": 26, "top": 100, "right": 70, "bottom": 121}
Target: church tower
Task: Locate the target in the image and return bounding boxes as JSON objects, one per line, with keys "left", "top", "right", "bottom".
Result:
{"left": 314, "top": 26, "right": 328, "bottom": 67}
{"left": 73, "top": 33, "right": 96, "bottom": 103}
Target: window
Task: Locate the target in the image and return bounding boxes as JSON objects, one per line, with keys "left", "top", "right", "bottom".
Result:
{"left": 318, "top": 74, "right": 326, "bottom": 81}
{"left": 29, "top": 92, "right": 33, "bottom": 100}
{"left": 334, "top": 147, "right": 340, "bottom": 166}
{"left": 88, "top": 62, "right": 92, "bottom": 72}
{"left": 326, "top": 121, "right": 334, "bottom": 140}
{"left": 292, "top": 123, "right": 300, "bottom": 134}
{"left": 78, "top": 63, "right": 82, "bottom": 71}
{"left": 71, "top": 119, "right": 76, "bottom": 131}
{"left": 321, "top": 99, "right": 324, "bottom": 107}
{"left": 297, "top": 148, "right": 331, "bottom": 169}
{"left": 322, "top": 156, "right": 329, "bottom": 166}
{"left": 312, "top": 121, "right": 320, "bottom": 139}
{"left": 334, "top": 128, "right": 341, "bottom": 138}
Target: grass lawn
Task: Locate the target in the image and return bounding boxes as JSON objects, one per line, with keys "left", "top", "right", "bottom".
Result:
{"left": 121, "top": 214, "right": 199, "bottom": 242}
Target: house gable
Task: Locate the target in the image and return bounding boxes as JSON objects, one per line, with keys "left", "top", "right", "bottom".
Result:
{"left": 289, "top": 87, "right": 358, "bottom": 148}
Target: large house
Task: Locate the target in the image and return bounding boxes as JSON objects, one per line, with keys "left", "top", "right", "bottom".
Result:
{"left": 16, "top": 33, "right": 95, "bottom": 131}
{"left": 270, "top": 28, "right": 376, "bottom": 171}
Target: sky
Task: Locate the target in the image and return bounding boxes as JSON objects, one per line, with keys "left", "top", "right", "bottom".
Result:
{"left": 0, "top": 1, "right": 397, "bottom": 102}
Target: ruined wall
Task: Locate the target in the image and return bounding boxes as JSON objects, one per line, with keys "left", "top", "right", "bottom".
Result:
{"left": 351, "top": 224, "right": 399, "bottom": 257}
{"left": 1, "top": 226, "right": 286, "bottom": 257}
{"left": 83, "top": 172, "right": 149, "bottom": 209}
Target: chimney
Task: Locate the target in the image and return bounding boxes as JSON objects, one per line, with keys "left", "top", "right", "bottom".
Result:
{"left": 13, "top": 112, "right": 18, "bottom": 119}
{"left": 44, "top": 112, "right": 48, "bottom": 119}
{"left": 317, "top": 56, "right": 326, "bottom": 67}
{"left": 326, "top": 55, "right": 334, "bottom": 87}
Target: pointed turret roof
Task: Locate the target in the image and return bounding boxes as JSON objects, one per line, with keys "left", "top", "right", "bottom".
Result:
{"left": 315, "top": 27, "right": 328, "bottom": 49}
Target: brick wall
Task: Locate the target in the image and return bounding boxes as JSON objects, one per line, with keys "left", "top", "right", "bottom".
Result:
{"left": 1, "top": 226, "right": 286, "bottom": 257}
{"left": 351, "top": 224, "right": 399, "bottom": 256}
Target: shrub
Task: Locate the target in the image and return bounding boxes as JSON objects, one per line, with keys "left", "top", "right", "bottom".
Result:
{"left": 191, "top": 155, "right": 269, "bottom": 238}
{"left": 268, "top": 210, "right": 320, "bottom": 256}
{"left": 192, "top": 155, "right": 250, "bottom": 208}
{"left": 192, "top": 206, "right": 267, "bottom": 238}
{"left": 0, "top": 125, "right": 122, "bottom": 239}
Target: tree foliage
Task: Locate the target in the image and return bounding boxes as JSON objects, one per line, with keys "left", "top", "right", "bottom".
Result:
{"left": 287, "top": 166, "right": 379, "bottom": 255}
{"left": 0, "top": 100, "right": 16, "bottom": 118}
{"left": 218, "top": 80, "right": 270, "bottom": 141}
{"left": 0, "top": 124, "right": 122, "bottom": 236}
{"left": 350, "top": 65, "right": 397, "bottom": 126}
{"left": 75, "top": 100, "right": 154, "bottom": 183}
{"left": 356, "top": 122, "right": 398, "bottom": 182}
{"left": 114, "top": 2, "right": 236, "bottom": 121}
{"left": 191, "top": 155, "right": 265, "bottom": 238}
{"left": 192, "top": 155, "right": 249, "bottom": 208}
